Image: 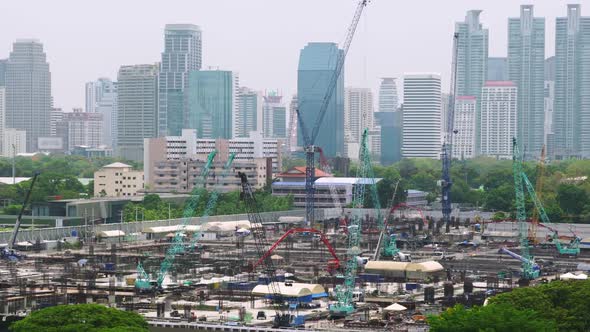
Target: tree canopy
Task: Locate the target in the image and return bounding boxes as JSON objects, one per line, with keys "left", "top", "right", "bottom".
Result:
{"left": 429, "top": 280, "right": 590, "bottom": 332}
{"left": 9, "top": 304, "right": 148, "bottom": 332}
{"left": 428, "top": 303, "right": 556, "bottom": 332}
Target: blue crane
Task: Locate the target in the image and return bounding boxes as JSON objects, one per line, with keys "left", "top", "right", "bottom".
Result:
{"left": 299, "top": 0, "right": 368, "bottom": 226}
{"left": 441, "top": 33, "right": 460, "bottom": 233}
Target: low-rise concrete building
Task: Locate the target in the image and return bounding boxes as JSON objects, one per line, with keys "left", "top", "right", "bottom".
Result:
{"left": 94, "top": 162, "right": 144, "bottom": 197}
{"left": 150, "top": 157, "right": 269, "bottom": 193}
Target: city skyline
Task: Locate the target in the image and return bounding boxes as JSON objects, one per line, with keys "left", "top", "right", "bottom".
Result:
{"left": 0, "top": 1, "right": 573, "bottom": 112}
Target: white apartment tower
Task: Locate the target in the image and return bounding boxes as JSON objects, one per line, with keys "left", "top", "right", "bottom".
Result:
{"left": 86, "top": 78, "right": 118, "bottom": 147}
{"left": 344, "top": 87, "right": 374, "bottom": 144}
{"left": 452, "top": 96, "right": 476, "bottom": 159}
{"left": 402, "top": 73, "right": 442, "bottom": 159}
{"left": 0, "top": 87, "right": 4, "bottom": 155}
{"left": 480, "top": 81, "right": 518, "bottom": 159}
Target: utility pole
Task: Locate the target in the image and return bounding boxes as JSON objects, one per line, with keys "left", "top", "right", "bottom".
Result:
{"left": 12, "top": 144, "right": 16, "bottom": 185}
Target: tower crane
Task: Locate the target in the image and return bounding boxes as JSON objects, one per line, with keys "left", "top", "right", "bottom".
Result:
{"left": 512, "top": 138, "right": 539, "bottom": 279}
{"left": 440, "top": 32, "right": 460, "bottom": 233}
{"left": 239, "top": 172, "right": 292, "bottom": 328}
{"left": 330, "top": 129, "right": 373, "bottom": 316}
{"left": 299, "top": 0, "right": 369, "bottom": 225}
{"left": 135, "top": 150, "right": 217, "bottom": 290}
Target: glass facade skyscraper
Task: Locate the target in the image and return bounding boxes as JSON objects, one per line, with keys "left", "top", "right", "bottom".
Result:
{"left": 186, "top": 70, "right": 238, "bottom": 139}
{"left": 297, "top": 42, "right": 344, "bottom": 157}
{"left": 378, "top": 77, "right": 398, "bottom": 113}
{"left": 158, "top": 24, "right": 202, "bottom": 136}
{"left": 508, "top": 5, "right": 545, "bottom": 159}
{"left": 554, "top": 4, "right": 590, "bottom": 158}
{"left": 263, "top": 93, "right": 286, "bottom": 138}
{"left": 487, "top": 57, "right": 508, "bottom": 81}
{"left": 117, "top": 64, "right": 158, "bottom": 161}
{"left": 455, "top": 10, "right": 488, "bottom": 154}
{"left": 5, "top": 39, "right": 52, "bottom": 152}
{"left": 236, "top": 87, "right": 261, "bottom": 138}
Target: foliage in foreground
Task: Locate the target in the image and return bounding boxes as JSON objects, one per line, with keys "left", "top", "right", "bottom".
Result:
{"left": 9, "top": 304, "right": 149, "bottom": 332}
{"left": 427, "top": 303, "right": 556, "bottom": 332}
{"left": 429, "top": 279, "right": 590, "bottom": 332}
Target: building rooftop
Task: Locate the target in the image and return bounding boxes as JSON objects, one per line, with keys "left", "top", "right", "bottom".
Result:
{"left": 484, "top": 80, "right": 516, "bottom": 87}
{"left": 277, "top": 167, "right": 331, "bottom": 178}
{"left": 315, "top": 177, "right": 383, "bottom": 185}
{"left": 102, "top": 162, "right": 132, "bottom": 168}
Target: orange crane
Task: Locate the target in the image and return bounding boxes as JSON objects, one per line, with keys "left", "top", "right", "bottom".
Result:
{"left": 529, "top": 145, "right": 545, "bottom": 244}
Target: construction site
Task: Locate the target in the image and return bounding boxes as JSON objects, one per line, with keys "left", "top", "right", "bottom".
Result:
{"left": 0, "top": 2, "right": 589, "bottom": 332}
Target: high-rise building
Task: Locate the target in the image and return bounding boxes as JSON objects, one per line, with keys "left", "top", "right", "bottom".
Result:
{"left": 378, "top": 77, "right": 398, "bottom": 113}
{"left": 374, "top": 111, "right": 402, "bottom": 165}
{"left": 158, "top": 24, "right": 202, "bottom": 136}
{"left": 2, "top": 128, "right": 26, "bottom": 157}
{"left": 554, "top": 4, "right": 590, "bottom": 158}
{"left": 186, "top": 70, "right": 239, "bottom": 139}
{"left": 544, "top": 81, "right": 555, "bottom": 157}
{"left": 545, "top": 56, "right": 556, "bottom": 81}
{"left": 263, "top": 92, "right": 286, "bottom": 138}
{"left": 57, "top": 108, "right": 103, "bottom": 151}
{"left": 402, "top": 73, "right": 442, "bottom": 159}
{"left": 487, "top": 57, "right": 508, "bottom": 81}
{"left": 452, "top": 96, "right": 476, "bottom": 159}
{"left": 297, "top": 42, "right": 344, "bottom": 157}
{"left": 117, "top": 64, "right": 159, "bottom": 161}
{"left": 508, "top": 5, "right": 545, "bottom": 158}
{"left": 86, "top": 78, "right": 118, "bottom": 147}
{"left": 49, "top": 107, "right": 64, "bottom": 140}
{"left": 0, "top": 59, "right": 6, "bottom": 86}
{"left": 480, "top": 81, "right": 517, "bottom": 159}
{"left": 545, "top": 56, "right": 556, "bottom": 158}
{"left": 236, "top": 87, "right": 262, "bottom": 138}
{"left": 344, "top": 87, "right": 374, "bottom": 144}
{"left": 287, "top": 95, "right": 298, "bottom": 151}
{"left": 455, "top": 10, "right": 489, "bottom": 154}
{"left": 5, "top": 39, "right": 52, "bottom": 152}
{"left": 0, "top": 87, "right": 4, "bottom": 155}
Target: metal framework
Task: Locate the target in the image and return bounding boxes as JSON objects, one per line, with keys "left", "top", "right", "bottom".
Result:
{"left": 441, "top": 32, "right": 460, "bottom": 233}
{"left": 299, "top": 0, "right": 368, "bottom": 225}
{"left": 331, "top": 129, "right": 371, "bottom": 316}
{"left": 512, "top": 138, "right": 540, "bottom": 279}
{"left": 239, "top": 172, "right": 292, "bottom": 328}
{"left": 252, "top": 228, "right": 340, "bottom": 272}
{"left": 135, "top": 150, "right": 217, "bottom": 290}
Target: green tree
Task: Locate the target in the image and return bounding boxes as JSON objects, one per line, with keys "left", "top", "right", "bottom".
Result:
{"left": 10, "top": 304, "right": 148, "bottom": 332}
{"left": 428, "top": 304, "right": 557, "bottom": 332}
{"left": 488, "top": 280, "right": 590, "bottom": 331}
{"left": 557, "top": 184, "right": 588, "bottom": 216}
{"left": 484, "top": 184, "right": 513, "bottom": 211}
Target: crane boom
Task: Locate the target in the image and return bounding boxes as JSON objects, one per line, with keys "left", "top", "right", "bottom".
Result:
{"left": 239, "top": 172, "right": 292, "bottom": 328}
{"left": 300, "top": 0, "right": 369, "bottom": 225}
{"left": 135, "top": 150, "right": 217, "bottom": 290}
{"left": 513, "top": 138, "right": 539, "bottom": 279}
{"left": 9, "top": 171, "right": 40, "bottom": 249}
{"left": 188, "top": 153, "right": 236, "bottom": 251}
{"left": 529, "top": 145, "right": 545, "bottom": 243}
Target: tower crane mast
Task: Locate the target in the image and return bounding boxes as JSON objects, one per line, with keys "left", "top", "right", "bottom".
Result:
{"left": 441, "top": 33, "right": 459, "bottom": 233}
{"left": 299, "top": 0, "right": 369, "bottom": 225}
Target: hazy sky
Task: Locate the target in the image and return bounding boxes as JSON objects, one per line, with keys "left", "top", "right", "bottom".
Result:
{"left": 0, "top": 0, "right": 576, "bottom": 111}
